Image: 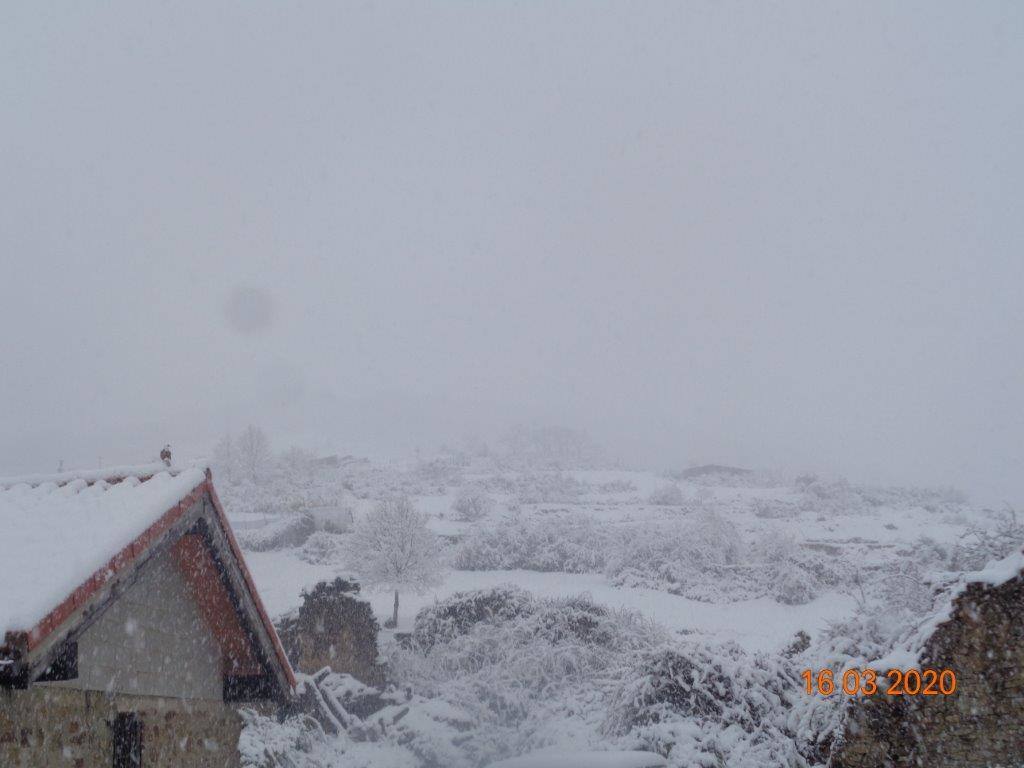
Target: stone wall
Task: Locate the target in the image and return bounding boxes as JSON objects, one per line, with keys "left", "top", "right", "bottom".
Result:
{"left": 0, "top": 686, "right": 253, "bottom": 768}
{"left": 833, "top": 573, "right": 1024, "bottom": 767}
{"left": 277, "top": 578, "right": 384, "bottom": 687}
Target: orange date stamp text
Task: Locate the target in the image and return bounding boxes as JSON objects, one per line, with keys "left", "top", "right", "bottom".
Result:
{"left": 801, "top": 668, "right": 957, "bottom": 696}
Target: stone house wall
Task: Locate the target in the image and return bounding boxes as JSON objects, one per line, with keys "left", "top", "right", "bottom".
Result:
{"left": 833, "top": 572, "right": 1024, "bottom": 767}
{"left": 0, "top": 686, "right": 251, "bottom": 768}
{"left": 2, "top": 544, "right": 278, "bottom": 766}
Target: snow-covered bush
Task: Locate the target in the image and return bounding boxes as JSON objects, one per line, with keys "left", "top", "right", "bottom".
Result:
{"left": 648, "top": 483, "right": 685, "bottom": 506}
{"left": 957, "top": 507, "right": 1024, "bottom": 570}
{"left": 787, "top": 604, "right": 918, "bottom": 765}
{"left": 355, "top": 694, "right": 479, "bottom": 768}
{"left": 393, "top": 589, "right": 667, "bottom": 759}
{"left": 797, "top": 477, "right": 970, "bottom": 517}
{"left": 411, "top": 586, "right": 534, "bottom": 650}
{"left": 308, "top": 504, "right": 354, "bottom": 533}
{"left": 278, "top": 446, "right": 318, "bottom": 485}
{"left": 753, "top": 497, "right": 800, "bottom": 519}
{"left": 452, "top": 514, "right": 609, "bottom": 572}
{"left": 751, "top": 530, "right": 826, "bottom": 605}
{"left": 772, "top": 569, "right": 818, "bottom": 606}
{"left": 239, "top": 707, "right": 349, "bottom": 768}
{"left": 605, "top": 518, "right": 836, "bottom": 605}
{"left": 604, "top": 642, "right": 801, "bottom": 768}
{"left": 237, "top": 512, "right": 316, "bottom": 552}
{"left": 298, "top": 530, "right": 347, "bottom": 565}
{"left": 606, "top": 513, "right": 747, "bottom": 598}
{"left": 451, "top": 487, "right": 495, "bottom": 522}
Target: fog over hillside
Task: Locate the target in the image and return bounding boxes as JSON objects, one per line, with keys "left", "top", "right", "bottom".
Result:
{"left": 2, "top": 3, "right": 1022, "bottom": 501}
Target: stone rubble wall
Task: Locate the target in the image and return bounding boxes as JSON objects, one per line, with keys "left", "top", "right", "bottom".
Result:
{"left": 833, "top": 575, "right": 1024, "bottom": 767}
{"left": 0, "top": 686, "right": 250, "bottom": 768}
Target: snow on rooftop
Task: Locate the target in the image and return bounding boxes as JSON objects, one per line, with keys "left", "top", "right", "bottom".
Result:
{"left": 0, "top": 461, "right": 186, "bottom": 490}
{"left": 0, "top": 465, "right": 208, "bottom": 637}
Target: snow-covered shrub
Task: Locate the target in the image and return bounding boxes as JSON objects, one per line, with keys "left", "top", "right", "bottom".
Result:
{"left": 278, "top": 446, "right": 319, "bottom": 484}
{"left": 393, "top": 589, "right": 667, "bottom": 758}
{"left": 298, "top": 531, "right": 347, "bottom": 565}
{"left": 452, "top": 514, "right": 609, "bottom": 573}
{"left": 957, "top": 507, "right": 1024, "bottom": 569}
{"left": 411, "top": 586, "right": 534, "bottom": 649}
{"left": 308, "top": 504, "right": 354, "bottom": 533}
{"left": 648, "top": 483, "right": 685, "bottom": 506}
{"left": 452, "top": 487, "right": 495, "bottom": 522}
{"left": 237, "top": 512, "right": 316, "bottom": 551}
{"left": 787, "top": 603, "right": 920, "bottom": 765}
{"left": 239, "top": 708, "right": 349, "bottom": 768}
{"left": 772, "top": 569, "right": 818, "bottom": 606}
{"left": 355, "top": 695, "right": 479, "bottom": 768}
{"left": 797, "top": 478, "right": 868, "bottom": 515}
{"left": 604, "top": 642, "right": 801, "bottom": 768}
{"left": 606, "top": 513, "right": 746, "bottom": 598}
{"left": 605, "top": 642, "right": 791, "bottom": 731}
{"left": 753, "top": 497, "right": 799, "bottom": 519}
{"left": 752, "top": 530, "right": 852, "bottom": 605}
{"left": 797, "top": 477, "right": 970, "bottom": 517}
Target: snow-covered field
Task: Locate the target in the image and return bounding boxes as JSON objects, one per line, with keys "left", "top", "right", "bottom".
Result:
{"left": 219, "top": 448, "right": 1018, "bottom": 768}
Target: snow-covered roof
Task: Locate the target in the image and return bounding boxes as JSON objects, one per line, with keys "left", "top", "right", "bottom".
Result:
{"left": 0, "top": 464, "right": 208, "bottom": 638}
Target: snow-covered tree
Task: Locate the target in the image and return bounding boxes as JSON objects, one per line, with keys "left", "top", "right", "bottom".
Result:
{"left": 344, "top": 497, "right": 444, "bottom": 628}
{"left": 451, "top": 486, "right": 494, "bottom": 522}
{"left": 236, "top": 425, "right": 271, "bottom": 483}
{"left": 211, "top": 432, "right": 238, "bottom": 484}
{"left": 279, "top": 445, "right": 316, "bottom": 484}
{"left": 648, "top": 483, "right": 685, "bottom": 506}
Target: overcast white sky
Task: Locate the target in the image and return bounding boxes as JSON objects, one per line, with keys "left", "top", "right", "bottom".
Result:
{"left": 2, "top": 2, "right": 1022, "bottom": 503}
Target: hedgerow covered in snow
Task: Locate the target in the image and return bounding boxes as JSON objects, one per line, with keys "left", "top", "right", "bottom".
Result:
{"left": 452, "top": 510, "right": 847, "bottom": 605}
{"left": 452, "top": 514, "right": 610, "bottom": 572}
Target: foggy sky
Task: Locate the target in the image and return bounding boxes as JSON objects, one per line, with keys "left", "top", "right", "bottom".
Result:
{"left": 2, "top": 2, "right": 1022, "bottom": 504}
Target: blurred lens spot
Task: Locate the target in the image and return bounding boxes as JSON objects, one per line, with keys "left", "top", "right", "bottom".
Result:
{"left": 224, "top": 286, "right": 275, "bottom": 336}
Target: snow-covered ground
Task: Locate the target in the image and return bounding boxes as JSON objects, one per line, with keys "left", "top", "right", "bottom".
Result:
{"left": 247, "top": 553, "right": 857, "bottom": 654}
{"left": 219, "top": 452, "right": 1016, "bottom": 768}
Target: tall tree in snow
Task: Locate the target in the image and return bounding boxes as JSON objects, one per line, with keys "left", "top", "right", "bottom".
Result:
{"left": 211, "top": 432, "right": 238, "bottom": 483}
{"left": 343, "top": 497, "right": 444, "bottom": 628}
{"left": 236, "top": 425, "right": 271, "bottom": 483}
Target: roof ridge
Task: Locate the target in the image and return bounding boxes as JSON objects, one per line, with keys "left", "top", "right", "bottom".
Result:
{"left": 0, "top": 462, "right": 209, "bottom": 490}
